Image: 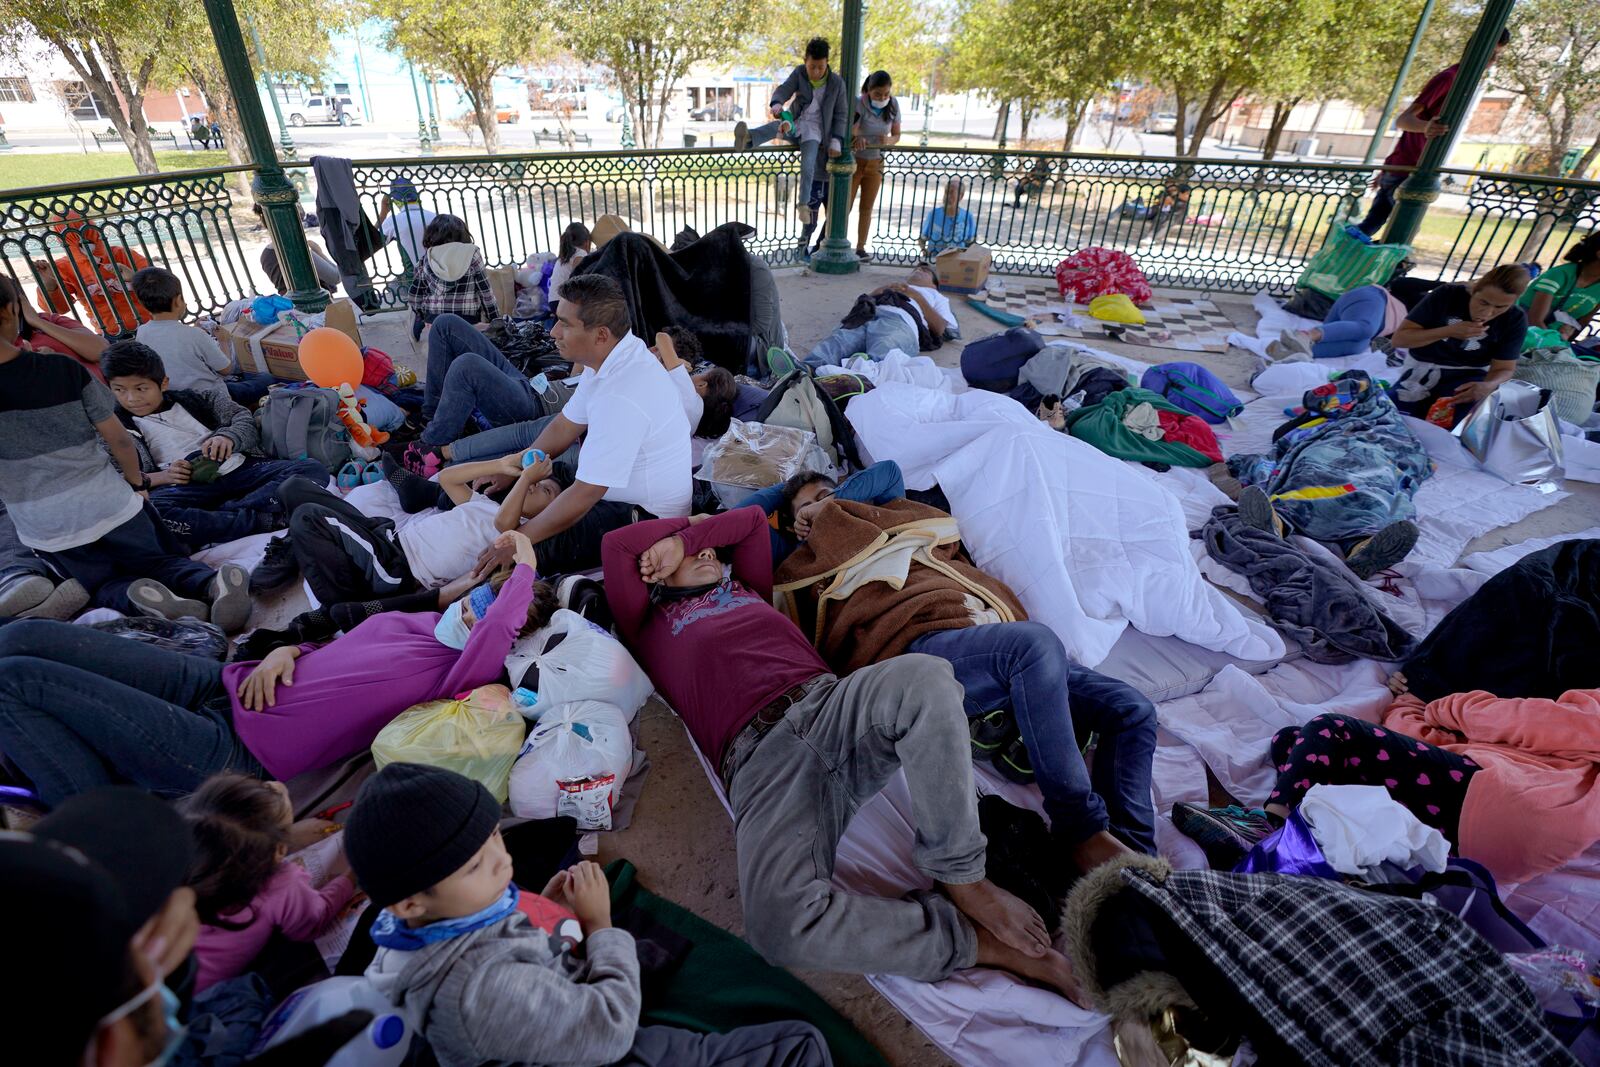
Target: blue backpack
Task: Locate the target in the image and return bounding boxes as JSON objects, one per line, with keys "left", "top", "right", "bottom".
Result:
{"left": 1140, "top": 362, "right": 1243, "bottom": 424}
{"left": 961, "top": 327, "right": 1044, "bottom": 393}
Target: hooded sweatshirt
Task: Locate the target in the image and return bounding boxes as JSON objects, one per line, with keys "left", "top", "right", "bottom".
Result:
{"left": 365, "top": 908, "right": 640, "bottom": 1067}
{"left": 410, "top": 241, "right": 499, "bottom": 321}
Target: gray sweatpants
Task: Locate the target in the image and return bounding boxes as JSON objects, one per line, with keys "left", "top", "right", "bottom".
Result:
{"left": 728, "top": 655, "right": 984, "bottom": 982}
{"left": 619, "top": 1022, "right": 832, "bottom": 1066}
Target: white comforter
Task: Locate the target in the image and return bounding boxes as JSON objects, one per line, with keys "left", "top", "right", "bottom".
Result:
{"left": 845, "top": 382, "right": 1285, "bottom": 667}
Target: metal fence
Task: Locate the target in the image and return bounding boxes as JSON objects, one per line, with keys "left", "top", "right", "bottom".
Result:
{"left": 3, "top": 146, "right": 1596, "bottom": 337}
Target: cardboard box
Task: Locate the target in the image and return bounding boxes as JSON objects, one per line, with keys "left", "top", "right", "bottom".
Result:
{"left": 222, "top": 297, "right": 363, "bottom": 381}
{"left": 487, "top": 266, "right": 516, "bottom": 317}
{"left": 590, "top": 213, "right": 631, "bottom": 248}
{"left": 935, "top": 244, "right": 993, "bottom": 294}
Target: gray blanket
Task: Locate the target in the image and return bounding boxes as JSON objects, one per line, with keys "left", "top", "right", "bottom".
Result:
{"left": 1198, "top": 506, "right": 1413, "bottom": 664}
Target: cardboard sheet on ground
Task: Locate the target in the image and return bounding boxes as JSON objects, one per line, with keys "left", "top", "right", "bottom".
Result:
{"left": 976, "top": 280, "right": 1234, "bottom": 352}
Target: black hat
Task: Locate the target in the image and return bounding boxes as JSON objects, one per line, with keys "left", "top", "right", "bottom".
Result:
{"left": 34, "top": 785, "right": 194, "bottom": 928}
{"left": 1, "top": 834, "right": 141, "bottom": 1063}
{"left": 345, "top": 763, "right": 501, "bottom": 907}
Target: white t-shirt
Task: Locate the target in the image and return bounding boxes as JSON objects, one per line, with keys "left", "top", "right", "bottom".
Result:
{"left": 134, "top": 404, "right": 211, "bottom": 468}
{"left": 667, "top": 365, "right": 704, "bottom": 434}
{"left": 380, "top": 205, "right": 437, "bottom": 269}
{"left": 561, "top": 332, "right": 692, "bottom": 518}
{"left": 548, "top": 251, "right": 587, "bottom": 306}
{"left": 398, "top": 493, "right": 501, "bottom": 587}
{"left": 908, "top": 285, "right": 953, "bottom": 332}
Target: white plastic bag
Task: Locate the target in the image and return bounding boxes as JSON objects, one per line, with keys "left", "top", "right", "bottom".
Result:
{"left": 503, "top": 610, "right": 653, "bottom": 722}
{"left": 507, "top": 700, "right": 633, "bottom": 828}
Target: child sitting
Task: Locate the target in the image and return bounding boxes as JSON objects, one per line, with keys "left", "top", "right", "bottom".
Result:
{"left": 102, "top": 340, "right": 326, "bottom": 550}
{"left": 132, "top": 266, "right": 275, "bottom": 408}
{"left": 409, "top": 214, "right": 499, "bottom": 338}
{"left": 183, "top": 773, "right": 357, "bottom": 994}
{"left": 547, "top": 222, "right": 593, "bottom": 312}
{"left": 346, "top": 763, "right": 830, "bottom": 1067}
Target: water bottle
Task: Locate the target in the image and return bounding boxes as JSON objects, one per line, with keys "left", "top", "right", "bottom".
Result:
{"left": 521, "top": 448, "right": 548, "bottom": 469}
{"left": 511, "top": 687, "right": 541, "bottom": 717}
{"left": 251, "top": 977, "right": 413, "bottom": 1066}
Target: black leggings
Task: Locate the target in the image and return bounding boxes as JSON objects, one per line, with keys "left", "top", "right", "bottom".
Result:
{"left": 276, "top": 476, "right": 416, "bottom": 607}
{"left": 1269, "top": 713, "right": 1479, "bottom": 843}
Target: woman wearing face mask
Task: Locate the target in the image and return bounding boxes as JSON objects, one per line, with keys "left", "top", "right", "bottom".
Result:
{"left": 0, "top": 531, "right": 552, "bottom": 809}
{"left": 1389, "top": 263, "right": 1530, "bottom": 426}
{"left": 848, "top": 71, "right": 901, "bottom": 261}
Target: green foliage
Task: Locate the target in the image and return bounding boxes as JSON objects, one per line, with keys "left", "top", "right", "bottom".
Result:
{"left": 1492, "top": 0, "right": 1600, "bottom": 173}
{"left": 553, "top": 0, "right": 754, "bottom": 149}
{"left": 740, "top": 0, "right": 940, "bottom": 93}
{"left": 368, "top": 0, "right": 553, "bottom": 152}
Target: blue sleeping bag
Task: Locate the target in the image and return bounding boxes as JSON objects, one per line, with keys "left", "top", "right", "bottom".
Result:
{"left": 1140, "top": 362, "right": 1243, "bottom": 424}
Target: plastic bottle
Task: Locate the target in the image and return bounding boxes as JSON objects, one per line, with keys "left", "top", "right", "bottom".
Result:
{"left": 521, "top": 448, "right": 548, "bottom": 469}
{"left": 512, "top": 687, "right": 541, "bottom": 716}
{"left": 251, "top": 977, "right": 414, "bottom": 1066}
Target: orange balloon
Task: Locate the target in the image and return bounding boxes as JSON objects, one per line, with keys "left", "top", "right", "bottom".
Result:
{"left": 298, "top": 327, "right": 363, "bottom": 389}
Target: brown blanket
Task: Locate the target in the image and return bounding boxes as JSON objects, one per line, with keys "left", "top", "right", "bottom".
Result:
{"left": 773, "top": 497, "right": 1026, "bottom": 672}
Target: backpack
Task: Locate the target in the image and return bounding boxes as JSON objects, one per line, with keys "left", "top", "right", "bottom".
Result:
{"left": 1140, "top": 362, "right": 1243, "bottom": 424}
{"left": 960, "top": 326, "right": 1044, "bottom": 392}
{"left": 756, "top": 370, "right": 862, "bottom": 473}
{"left": 259, "top": 386, "right": 352, "bottom": 472}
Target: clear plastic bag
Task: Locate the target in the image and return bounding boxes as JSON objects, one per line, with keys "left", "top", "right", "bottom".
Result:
{"left": 695, "top": 419, "right": 823, "bottom": 508}
{"left": 371, "top": 685, "right": 526, "bottom": 802}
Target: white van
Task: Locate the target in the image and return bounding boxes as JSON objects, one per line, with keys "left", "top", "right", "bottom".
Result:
{"left": 287, "top": 95, "right": 364, "bottom": 127}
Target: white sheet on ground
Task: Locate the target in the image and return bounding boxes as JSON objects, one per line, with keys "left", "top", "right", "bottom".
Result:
{"left": 1226, "top": 291, "right": 1323, "bottom": 360}
{"left": 846, "top": 382, "right": 1284, "bottom": 667}
{"left": 820, "top": 348, "right": 960, "bottom": 392}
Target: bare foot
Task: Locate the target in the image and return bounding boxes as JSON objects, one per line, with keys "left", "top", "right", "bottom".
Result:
{"left": 1386, "top": 671, "right": 1409, "bottom": 696}
{"left": 1072, "top": 831, "right": 1133, "bottom": 874}
{"left": 1264, "top": 802, "right": 1291, "bottom": 821}
{"left": 943, "top": 878, "right": 1049, "bottom": 958}
{"left": 974, "top": 925, "right": 1084, "bottom": 1004}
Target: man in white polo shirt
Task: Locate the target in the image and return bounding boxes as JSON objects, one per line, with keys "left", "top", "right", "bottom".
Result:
{"left": 476, "top": 273, "right": 692, "bottom": 571}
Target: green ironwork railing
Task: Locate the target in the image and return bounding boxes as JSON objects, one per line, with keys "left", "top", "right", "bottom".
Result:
{"left": 3, "top": 148, "right": 1596, "bottom": 338}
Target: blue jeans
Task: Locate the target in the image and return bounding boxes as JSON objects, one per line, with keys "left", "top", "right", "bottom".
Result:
{"left": 0, "top": 619, "right": 263, "bottom": 806}
{"left": 224, "top": 372, "right": 276, "bottom": 408}
{"left": 150, "top": 457, "right": 326, "bottom": 549}
{"left": 908, "top": 622, "right": 1159, "bottom": 853}
{"left": 39, "top": 504, "right": 215, "bottom": 613}
{"left": 446, "top": 414, "right": 582, "bottom": 468}
{"left": 421, "top": 313, "right": 539, "bottom": 442}
{"left": 1313, "top": 285, "right": 1389, "bottom": 358}
{"left": 748, "top": 121, "right": 820, "bottom": 207}
{"left": 804, "top": 308, "right": 920, "bottom": 370}
{"left": 1356, "top": 172, "right": 1403, "bottom": 237}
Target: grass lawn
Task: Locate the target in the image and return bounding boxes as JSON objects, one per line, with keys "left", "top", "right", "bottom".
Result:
{"left": 0, "top": 150, "right": 234, "bottom": 193}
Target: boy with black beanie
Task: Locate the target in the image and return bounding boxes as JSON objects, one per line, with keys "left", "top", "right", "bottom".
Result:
{"left": 345, "top": 762, "right": 833, "bottom": 1067}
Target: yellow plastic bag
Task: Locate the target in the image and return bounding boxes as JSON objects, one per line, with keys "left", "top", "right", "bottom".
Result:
{"left": 1088, "top": 292, "right": 1146, "bottom": 324}
{"left": 371, "top": 685, "right": 526, "bottom": 802}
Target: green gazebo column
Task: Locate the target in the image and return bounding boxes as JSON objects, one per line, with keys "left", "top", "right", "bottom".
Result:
{"left": 202, "top": 0, "right": 327, "bottom": 313}
{"left": 811, "top": 0, "right": 864, "bottom": 275}
{"left": 1382, "top": 0, "right": 1515, "bottom": 247}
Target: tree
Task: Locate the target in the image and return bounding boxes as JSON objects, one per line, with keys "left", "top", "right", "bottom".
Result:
{"left": 0, "top": 0, "right": 185, "bottom": 174}
{"left": 367, "top": 0, "right": 551, "bottom": 152}
{"left": 554, "top": 0, "right": 753, "bottom": 150}
{"left": 740, "top": 0, "right": 939, "bottom": 96}
{"left": 1491, "top": 0, "right": 1600, "bottom": 176}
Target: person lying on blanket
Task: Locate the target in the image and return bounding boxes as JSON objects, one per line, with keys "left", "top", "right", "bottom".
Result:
{"left": 1389, "top": 264, "right": 1530, "bottom": 428}
{"left": 1173, "top": 689, "right": 1600, "bottom": 886}
{"left": 770, "top": 489, "right": 1159, "bottom": 863}
{"left": 793, "top": 266, "right": 952, "bottom": 373}
{"left": 601, "top": 506, "right": 1082, "bottom": 999}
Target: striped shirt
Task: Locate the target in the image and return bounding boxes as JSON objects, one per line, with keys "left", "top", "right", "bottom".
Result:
{"left": 0, "top": 350, "right": 142, "bottom": 550}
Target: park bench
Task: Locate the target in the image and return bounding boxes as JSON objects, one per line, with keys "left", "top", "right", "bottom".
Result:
{"left": 93, "top": 129, "right": 180, "bottom": 151}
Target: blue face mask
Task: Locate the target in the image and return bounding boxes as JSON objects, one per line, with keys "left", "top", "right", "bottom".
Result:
{"left": 94, "top": 978, "right": 185, "bottom": 1067}
{"left": 433, "top": 600, "right": 471, "bottom": 650}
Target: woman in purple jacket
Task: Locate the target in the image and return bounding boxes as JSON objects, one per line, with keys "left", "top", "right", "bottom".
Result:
{"left": 0, "top": 532, "right": 552, "bottom": 808}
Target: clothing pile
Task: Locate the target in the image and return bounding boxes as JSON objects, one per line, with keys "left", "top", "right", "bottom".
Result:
{"left": 1063, "top": 387, "right": 1222, "bottom": 468}
{"left": 1054, "top": 247, "right": 1153, "bottom": 305}
{"left": 1228, "top": 371, "right": 1433, "bottom": 544}
{"left": 482, "top": 318, "right": 568, "bottom": 379}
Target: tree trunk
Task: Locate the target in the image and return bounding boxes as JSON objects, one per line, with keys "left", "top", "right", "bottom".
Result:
{"left": 1018, "top": 100, "right": 1034, "bottom": 143}
{"left": 1570, "top": 128, "right": 1600, "bottom": 181}
{"left": 47, "top": 33, "right": 159, "bottom": 174}
{"left": 463, "top": 72, "right": 499, "bottom": 153}
{"left": 992, "top": 99, "right": 1010, "bottom": 141}
{"left": 1261, "top": 97, "right": 1301, "bottom": 161}
{"left": 1062, "top": 98, "right": 1087, "bottom": 152}
{"left": 190, "top": 69, "right": 252, "bottom": 199}
{"left": 1171, "top": 89, "right": 1189, "bottom": 156}
{"left": 1184, "top": 77, "right": 1229, "bottom": 158}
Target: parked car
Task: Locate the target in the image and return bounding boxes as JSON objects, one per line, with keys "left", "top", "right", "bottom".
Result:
{"left": 1144, "top": 111, "right": 1179, "bottom": 134}
{"left": 495, "top": 103, "right": 521, "bottom": 124}
{"left": 286, "top": 95, "right": 363, "bottom": 127}
{"left": 689, "top": 101, "right": 743, "bottom": 122}
{"left": 604, "top": 103, "right": 628, "bottom": 123}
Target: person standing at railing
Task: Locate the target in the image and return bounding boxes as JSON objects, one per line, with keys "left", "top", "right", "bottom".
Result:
{"left": 919, "top": 179, "right": 978, "bottom": 258}
{"left": 733, "top": 37, "right": 847, "bottom": 227}
{"left": 849, "top": 71, "right": 901, "bottom": 262}
{"left": 33, "top": 210, "right": 150, "bottom": 336}
{"left": 1355, "top": 29, "right": 1510, "bottom": 238}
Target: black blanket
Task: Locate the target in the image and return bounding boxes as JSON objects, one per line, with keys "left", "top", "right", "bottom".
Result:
{"left": 572, "top": 223, "right": 755, "bottom": 372}
{"left": 1199, "top": 506, "right": 1414, "bottom": 664}
{"left": 1402, "top": 539, "right": 1600, "bottom": 702}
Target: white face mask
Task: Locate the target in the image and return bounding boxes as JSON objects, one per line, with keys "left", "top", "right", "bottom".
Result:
{"left": 87, "top": 978, "right": 184, "bottom": 1067}
{"left": 433, "top": 600, "right": 471, "bottom": 650}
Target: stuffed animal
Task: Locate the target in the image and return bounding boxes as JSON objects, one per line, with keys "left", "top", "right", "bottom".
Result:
{"left": 335, "top": 382, "right": 387, "bottom": 456}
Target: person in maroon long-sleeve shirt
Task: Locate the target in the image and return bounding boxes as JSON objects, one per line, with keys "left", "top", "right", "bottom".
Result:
{"left": 602, "top": 505, "right": 1081, "bottom": 999}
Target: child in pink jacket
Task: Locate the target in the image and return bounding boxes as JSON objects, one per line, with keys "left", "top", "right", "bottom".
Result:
{"left": 183, "top": 773, "right": 357, "bottom": 992}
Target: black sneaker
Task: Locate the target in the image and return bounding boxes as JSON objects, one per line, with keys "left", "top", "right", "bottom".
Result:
{"left": 969, "top": 708, "right": 1015, "bottom": 763}
{"left": 994, "top": 736, "right": 1036, "bottom": 785}
{"left": 1237, "top": 486, "right": 1285, "bottom": 537}
{"left": 556, "top": 574, "right": 612, "bottom": 632}
{"left": 1171, "top": 803, "right": 1275, "bottom": 869}
{"left": 250, "top": 534, "right": 300, "bottom": 595}
{"left": 1344, "top": 520, "right": 1419, "bottom": 580}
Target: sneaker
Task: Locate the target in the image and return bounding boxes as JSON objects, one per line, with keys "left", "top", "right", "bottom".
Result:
{"left": 1237, "top": 486, "right": 1285, "bottom": 537}
{"left": 0, "top": 571, "right": 53, "bottom": 617}
{"left": 128, "top": 579, "right": 208, "bottom": 623}
{"left": 761, "top": 346, "right": 799, "bottom": 381}
{"left": 250, "top": 534, "right": 300, "bottom": 595}
{"left": 400, "top": 442, "right": 445, "bottom": 478}
{"left": 1265, "top": 339, "right": 1310, "bottom": 363}
{"left": 733, "top": 120, "right": 749, "bottom": 151}
{"left": 361, "top": 460, "right": 385, "bottom": 485}
{"left": 19, "top": 578, "right": 89, "bottom": 621}
{"left": 1276, "top": 328, "right": 1315, "bottom": 360}
{"left": 855, "top": 248, "right": 870, "bottom": 261}
{"left": 1344, "top": 519, "right": 1420, "bottom": 580}
{"left": 969, "top": 708, "right": 1016, "bottom": 762}
{"left": 994, "top": 736, "right": 1036, "bottom": 785}
{"left": 1171, "top": 802, "right": 1275, "bottom": 869}
{"left": 336, "top": 460, "right": 364, "bottom": 490}
{"left": 1036, "top": 394, "right": 1066, "bottom": 431}
{"left": 208, "top": 563, "right": 252, "bottom": 633}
